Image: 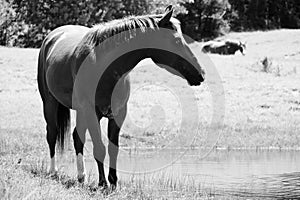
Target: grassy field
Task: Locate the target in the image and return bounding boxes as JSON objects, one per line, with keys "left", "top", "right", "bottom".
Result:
{"left": 0, "top": 29, "right": 300, "bottom": 199}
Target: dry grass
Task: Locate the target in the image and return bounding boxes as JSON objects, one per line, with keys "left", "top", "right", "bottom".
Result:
{"left": 0, "top": 29, "right": 300, "bottom": 199}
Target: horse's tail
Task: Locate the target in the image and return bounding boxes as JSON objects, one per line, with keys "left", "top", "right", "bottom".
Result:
{"left": 57, "top": 103, "right": 70, "bottom": 152}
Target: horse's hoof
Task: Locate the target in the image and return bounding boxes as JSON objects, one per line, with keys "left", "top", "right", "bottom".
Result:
{"left": 87, "top": 181, "right": 98, "bottom": 192}
{"left": 101, "top": 188, "right": 110, "bottom": 195}
{"left": 77, "top": 174, "right": 85, "bottom": 183}
{"left": 48, "top": 168, "right": 58, "bottom": 176}
{"left": 97, "top": 181, "right": 108, "bottom": 192}
{"left": 98, "top": 180, "right": 108, "bottom": 188}
{"left": 98, "top": 184, "right": 108, "bottom": 190}
{"left": 98, "top": 184, "right": 109, "bottom": 195}
{"left": 110, "top": 184, "right": 117, "bottom": 192}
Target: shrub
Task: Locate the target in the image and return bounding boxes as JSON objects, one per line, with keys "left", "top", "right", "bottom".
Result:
{"left": 261, "top": 57, "right": 272, "bottom": 73}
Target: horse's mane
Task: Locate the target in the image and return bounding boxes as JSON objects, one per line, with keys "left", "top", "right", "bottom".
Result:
{"left": 82, "top": 14, "right": 161, "bottom": 52}
{"left": 74, "top": 14, "right": 182, "bottom": 62}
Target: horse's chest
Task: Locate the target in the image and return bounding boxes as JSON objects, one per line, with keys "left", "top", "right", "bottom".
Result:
{"left": 96, "top": 76, "right": 130, "bottom": 118}
{"left": 96, "top": 94, "right": 128, "bottom": 119}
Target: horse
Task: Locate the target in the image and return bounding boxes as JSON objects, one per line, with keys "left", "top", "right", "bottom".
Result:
{"left": 202, "top": 40, "right": 246, "bottom": 55}
{"left": 224, "top": 40, "right": 246, "bottom": 55}
{"left": 37, "top": 5, "right": 205, "bottom": 191}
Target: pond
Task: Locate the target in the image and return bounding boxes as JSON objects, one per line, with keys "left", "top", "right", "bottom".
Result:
{"left": 61, "top": 148, "right": 300, "bottom": 199}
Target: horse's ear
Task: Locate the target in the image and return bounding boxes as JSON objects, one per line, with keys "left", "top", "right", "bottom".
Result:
{"left": 159, "top": 5, "right": 173, "bottom": 26}
{"left": 240, "top": 41, "right": 247, "bottom": 47}
{"left": 165, "top": 5, "right": 173, "bottom": 12}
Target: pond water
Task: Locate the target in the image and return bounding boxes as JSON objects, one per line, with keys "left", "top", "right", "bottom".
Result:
{"left": 61, "top": 148, "right": 300, "bottom": 199}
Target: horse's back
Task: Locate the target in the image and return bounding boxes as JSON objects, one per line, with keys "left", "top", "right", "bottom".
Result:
{"left": 38, "top": 25, "right": 90, "bottom": 107}
{"left": 202, "top": 41, "right": 226, "bottom": 53}
{"left": 41, "top": 25, "right": 89, "bottom": 69}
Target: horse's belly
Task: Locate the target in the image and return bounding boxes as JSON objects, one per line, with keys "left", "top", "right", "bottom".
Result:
{"left": 96, "top": 76, "right": 130, "bottom": 118}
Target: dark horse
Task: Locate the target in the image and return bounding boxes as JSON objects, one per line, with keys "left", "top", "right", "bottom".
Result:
{"left": 37, "top": 6, "right": 205, "bottom": 190}
{"left": 202, "top": 40, "right": 246, "bottom": 55}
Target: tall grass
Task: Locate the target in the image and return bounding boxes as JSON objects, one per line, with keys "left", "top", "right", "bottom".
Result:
{"left": 19, "top": 160, "right": 222, "bottom": 199}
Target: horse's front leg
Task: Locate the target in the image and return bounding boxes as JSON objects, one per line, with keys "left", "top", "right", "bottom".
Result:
{"left": 107, "top": 105, "right": 127, "bottom": 189}
{"left": 83, "top": 105, "right": 107, "bottom": 188}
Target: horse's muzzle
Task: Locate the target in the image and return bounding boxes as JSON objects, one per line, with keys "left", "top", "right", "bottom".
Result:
{"left": 188, "top": 74, "right": 204, "bottom": 86}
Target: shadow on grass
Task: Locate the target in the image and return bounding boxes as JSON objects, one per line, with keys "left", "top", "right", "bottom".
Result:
{"left": 26, "top": 160, "right": 77, "bottom": 189}
{"left": 23, "top": 160, "right": 102, "bottom": 193}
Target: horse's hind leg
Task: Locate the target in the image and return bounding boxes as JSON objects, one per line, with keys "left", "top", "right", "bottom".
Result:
{"left": 107, "top": 106, "right": 127, "bottom": 189}
{"left": 73, "top": 113, "right": 87, "bottom": 183}
{"left": 43, "top": 96, "right": 59, "bottom": 173}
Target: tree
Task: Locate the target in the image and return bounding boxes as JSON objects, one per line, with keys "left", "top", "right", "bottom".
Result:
{"left": 119, "top": 0, "right": 153, "bottom": 16}
{"left": 8, "top": 0, "right": 152, "bottom": 47}
{"left": 229, "top": 0, "right": 300, "bottom": 30}
{"left": 279, "top": 0, "right": 300, "bottom": 28}
{"left": 0, "top": 0, "right": 15, "bottom": 45}
{"left": 177, "top": 0, "right": 231, "bottom": 41}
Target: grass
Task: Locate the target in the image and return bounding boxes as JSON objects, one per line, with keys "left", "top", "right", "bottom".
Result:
{"left": 0, "top": 29, "right": 300, "bottom": 199}
{"left": 1, "top": 152, "right": 221, "bottom": 199}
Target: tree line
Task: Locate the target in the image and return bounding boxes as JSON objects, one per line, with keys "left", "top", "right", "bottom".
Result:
{"left": 178, "top": 0, "right": 300, "bottom": 40}
{"left": 0, "top": 0, "right": 299, "bottom": 48}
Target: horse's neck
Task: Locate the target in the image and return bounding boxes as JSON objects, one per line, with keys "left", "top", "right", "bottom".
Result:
{"left": 98, "top": 48, "right": 148, "bottom": 94}
{"left": 111, "top": 49, "right": 149, "bottom": 78}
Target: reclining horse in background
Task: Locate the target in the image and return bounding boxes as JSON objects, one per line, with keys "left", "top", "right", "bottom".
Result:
{"left": 37, "top": 6, "right": 205, "bottom": 191}
{"left": 202, "top": 40, "right": 246, "bottom": 55}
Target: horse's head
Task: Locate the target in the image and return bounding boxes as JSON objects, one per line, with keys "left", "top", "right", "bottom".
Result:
{"left": 148, "top": 6, "right": 205, "bottom": 86}
{"left": 225, "top": 40, "right": 246, "bottom": 55}
{"left": 238, "top": 41, "right": 246, "bottom": 55}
